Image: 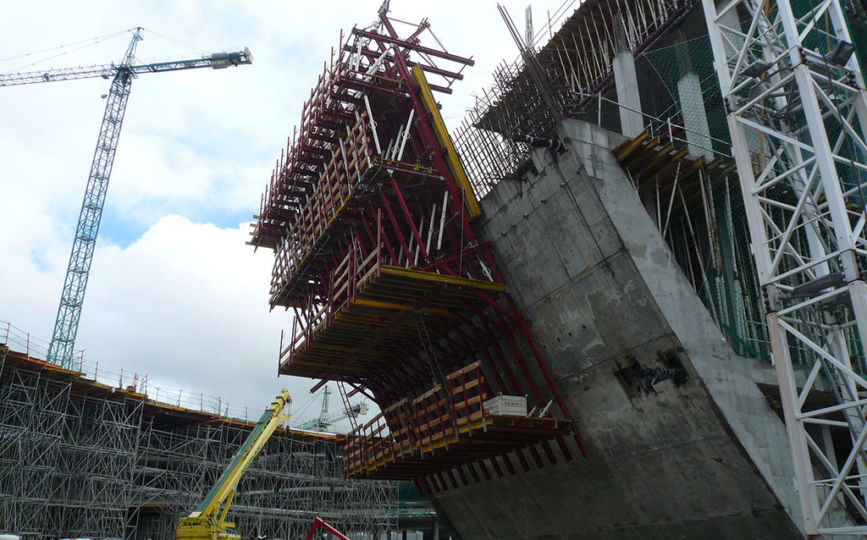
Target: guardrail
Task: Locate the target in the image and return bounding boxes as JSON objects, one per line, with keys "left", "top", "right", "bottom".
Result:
{"left": 1, "top": 319, "right": 257, "bottom": 422}
{"left": 344, "top": 362, "right": 487, "bottom": 476}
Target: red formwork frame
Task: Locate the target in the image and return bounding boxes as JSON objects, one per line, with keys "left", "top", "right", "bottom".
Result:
{"left": 249, "top": 9, "right": 588, "bottom": 490}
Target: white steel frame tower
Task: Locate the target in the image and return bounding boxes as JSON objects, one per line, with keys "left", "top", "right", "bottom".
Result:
{"left": 703, "top": 0, "right": 867, "bottom": 534}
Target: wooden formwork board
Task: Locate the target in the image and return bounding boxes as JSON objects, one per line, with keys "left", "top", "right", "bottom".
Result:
{"left": 613, "top": 129, "right": 707, "bottom": 211}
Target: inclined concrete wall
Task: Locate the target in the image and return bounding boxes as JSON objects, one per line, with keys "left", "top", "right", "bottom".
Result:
{"left": 429, "top": 119, "right": 808, "bottom": 539}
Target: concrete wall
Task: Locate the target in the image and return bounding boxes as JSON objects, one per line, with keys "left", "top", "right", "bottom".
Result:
{"left": 429, "top": 120, "right": 805, "bottom": 539}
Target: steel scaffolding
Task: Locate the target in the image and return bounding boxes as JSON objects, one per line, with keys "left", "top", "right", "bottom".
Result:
{"left": 0, "top": 344, "right": 396, "bottom": 539}
{"left": 702, "top": 0, "right": 867, "bottom": 534}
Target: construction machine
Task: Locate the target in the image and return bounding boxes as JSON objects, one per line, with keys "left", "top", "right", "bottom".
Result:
{"left": 297, "top": 385, "right": 368, "bottom": 432}
{"left": 176, "top": 389, "right": 291, "bottom": 539}
{"left": 0, "top": 28, "right": 252, "bottom": 371}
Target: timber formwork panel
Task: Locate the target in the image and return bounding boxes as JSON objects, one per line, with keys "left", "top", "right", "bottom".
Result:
{"left": 251, "top": 9, "right": 589, "bottom": 490}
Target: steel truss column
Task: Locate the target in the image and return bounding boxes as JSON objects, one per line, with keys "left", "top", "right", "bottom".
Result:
{"left": 47, "top": 29, "right": 142, "bottom": 368}
{"left": 703, "top": 0, "right": 867, "bottom": 534}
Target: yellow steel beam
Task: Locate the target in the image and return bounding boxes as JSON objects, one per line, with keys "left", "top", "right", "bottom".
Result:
{"left": 613, "top": 128, "right": 650, "bottom": 161}
{"left": 380, "top": 265, "right": 505, "bottom": 291}
{"left": 353, "top": 297, "right": 452, "bottom": 316}
{"left": 410, "top": 65, "right": 481, "bottom": 220}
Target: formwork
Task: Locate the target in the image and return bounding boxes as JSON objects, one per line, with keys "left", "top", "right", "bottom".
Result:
{"left": 250, "top": 9, "right": 587, "bottom": 494}
{"left": 0, "top": 335, "right": 395, "bottom": 539}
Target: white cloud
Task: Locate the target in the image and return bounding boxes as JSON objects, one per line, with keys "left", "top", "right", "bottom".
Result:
{"left": 76, "top": 215, "right": 303, "bottom": 411}
{"left": 0, "top": 0, "right": 567, "bottom": 429}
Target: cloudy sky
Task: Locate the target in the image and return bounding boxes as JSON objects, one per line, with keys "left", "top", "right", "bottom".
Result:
{"left": 0, "top": 0, "right": 571, "bottom": 428}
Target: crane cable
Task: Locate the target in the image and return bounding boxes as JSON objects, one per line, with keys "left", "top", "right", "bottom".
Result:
{"left": 2, "top": 28, "right": 135, "bottom": 72}
{"left": 144, "top": 28, "right": 207, "bottom": 54}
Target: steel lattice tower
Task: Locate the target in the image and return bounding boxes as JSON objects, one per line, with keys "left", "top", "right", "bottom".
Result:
{"left": 46, "top": 29, "right": 142, "bottom": 368}
{"left": 703, "top": 0, "right": 867, "bottom": 534}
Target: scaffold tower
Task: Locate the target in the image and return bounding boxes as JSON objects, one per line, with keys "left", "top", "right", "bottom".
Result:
{"left": 702, "top": 0, "right": 867, "bottom": 534}
{"left": 0, "top": 333, "right": 396, "bottom": 539}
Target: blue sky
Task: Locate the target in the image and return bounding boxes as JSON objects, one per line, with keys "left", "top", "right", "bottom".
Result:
{"left": 0, "top": 0, "right": 573, "bottom": 428}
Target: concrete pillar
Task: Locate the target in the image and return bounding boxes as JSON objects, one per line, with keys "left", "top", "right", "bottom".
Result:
{"left": 612, "top": 16, "right": 643, "bottom": 138}
{"left": 433, "top": 519, "right": 440, "bottom": 540}
{"left": 676, "top": 69, "right": 714, "bottom": 160}
{"left": 673, "top": 35, "right": 713, "bottom": 160}
{"left": 613, "top": 49, "right": 644, "bottom": 138}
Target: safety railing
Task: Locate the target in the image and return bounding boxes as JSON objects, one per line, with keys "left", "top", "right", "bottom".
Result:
{"left": 344, "top": 362, "right": 487, "bottom": 476}
{"left": 1, "top": 319, "right": 257, "bottom": 423}
{"left": 0, "top": 319, "right": 55, "bottom": 360}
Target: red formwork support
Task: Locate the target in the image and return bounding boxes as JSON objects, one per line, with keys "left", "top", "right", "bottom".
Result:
{"left": 249, "top": 9, "right": 586, "bottom": 488}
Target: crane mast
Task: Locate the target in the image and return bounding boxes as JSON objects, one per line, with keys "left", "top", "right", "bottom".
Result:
{"left": 46, "top": 28, "right": 141, "bottom": 367}
{"left": 297, "top": 385, "right": 367, "bottom": 432}
{"left": 0, "top": 28, "right": 252, "bottom": 369}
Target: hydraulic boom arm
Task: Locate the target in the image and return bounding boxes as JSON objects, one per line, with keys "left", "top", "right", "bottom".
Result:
{"left": 177, "top": 389, "right": 291, "bottom": 539}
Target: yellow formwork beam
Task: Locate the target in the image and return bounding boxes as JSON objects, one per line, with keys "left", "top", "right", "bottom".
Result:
{"left": 410, "top": 65, "right": 481, "bottom": 220}
{"left": 380, "top": 265, "right": 505, "bottom": 291}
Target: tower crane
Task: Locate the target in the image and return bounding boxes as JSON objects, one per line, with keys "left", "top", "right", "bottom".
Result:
{"left": 297, "top": 385, "right": 368, "bottom": 432}
{"left": 0, "top": 28, "right": 252, "bottom": 369}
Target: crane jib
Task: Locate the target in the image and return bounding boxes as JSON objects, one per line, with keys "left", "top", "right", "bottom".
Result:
{"left": 0, "top": 48, "right": 251, "bottom": 87}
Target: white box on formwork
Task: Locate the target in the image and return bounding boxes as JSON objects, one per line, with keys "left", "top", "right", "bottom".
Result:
{"left": 483, "top": 395, "right": 527, "bottom": 416}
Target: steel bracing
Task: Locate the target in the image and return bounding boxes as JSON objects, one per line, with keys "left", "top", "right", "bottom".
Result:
{"left": 0, "top": 346, "right": 395, "bottom": 539}
{"left": 702, "top": 0, "right": 867, "bottom": 534}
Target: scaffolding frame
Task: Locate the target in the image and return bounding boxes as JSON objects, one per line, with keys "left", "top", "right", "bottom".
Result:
{"left": 703, "top": 0, "right": 867, "bottom": 534}
{"left": 0, "top": 345, "right": 396, "bottom": 539}
{"left": 250, "top": 8, "right": 588, "bottom": 492}
{"left": 452, "top": 0, "right": 701, "bottom": 199}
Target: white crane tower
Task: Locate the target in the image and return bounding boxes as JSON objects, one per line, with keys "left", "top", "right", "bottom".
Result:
{"left": 297, "top": 385, "right": 369, "bottom": 432}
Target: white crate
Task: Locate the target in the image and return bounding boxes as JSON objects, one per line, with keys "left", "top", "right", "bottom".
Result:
{"left": 483, "top": 395, "right": 527, "bottom": 416}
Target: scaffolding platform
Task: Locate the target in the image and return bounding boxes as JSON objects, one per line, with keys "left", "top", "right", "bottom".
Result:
{"left": 344, "top": 363, "right": 570, "bottom": 480}
{"left": 346, "top": 415, "right": 569, "bottom": 480}
{"left": 280, "top": 254, "right": 505, "bottom": 380}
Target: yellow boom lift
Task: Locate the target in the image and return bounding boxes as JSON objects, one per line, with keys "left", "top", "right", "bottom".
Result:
{"left": 176, "top": 389, "right": 292, "bottom": 539}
